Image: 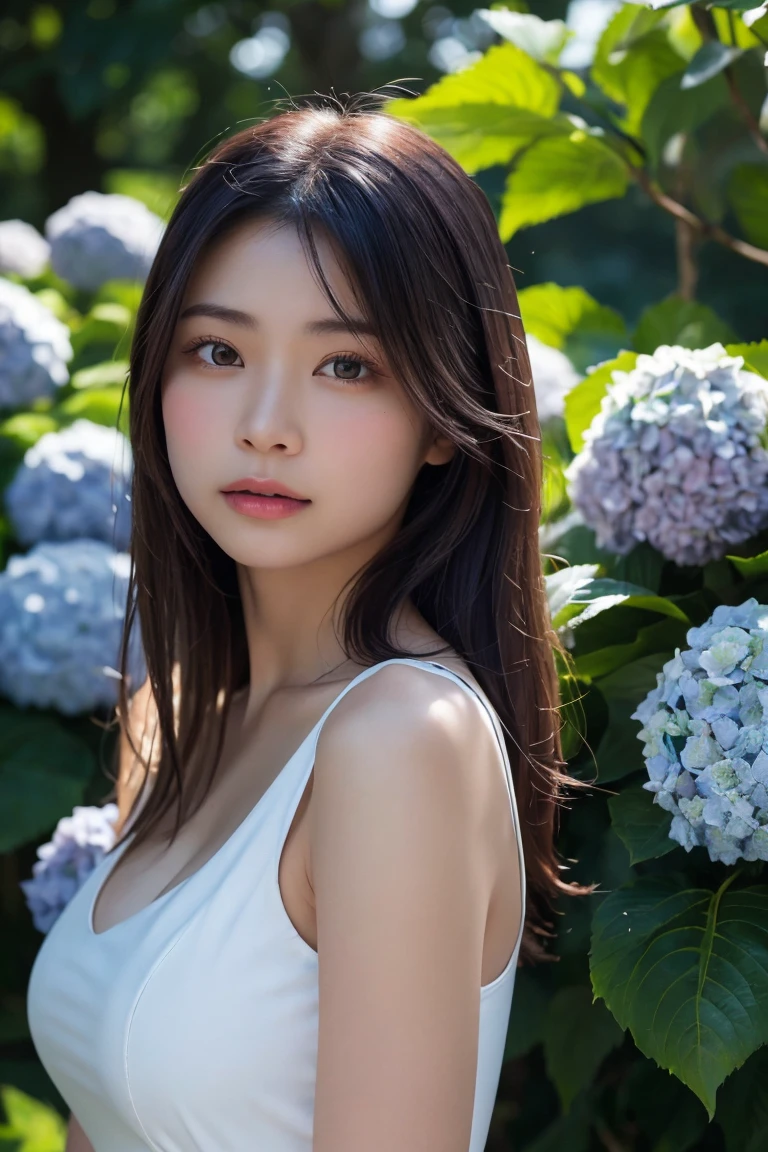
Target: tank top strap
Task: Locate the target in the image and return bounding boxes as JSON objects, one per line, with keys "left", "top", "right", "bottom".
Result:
{"left": 275, "top": 657, "right": 526, "bottom": 957}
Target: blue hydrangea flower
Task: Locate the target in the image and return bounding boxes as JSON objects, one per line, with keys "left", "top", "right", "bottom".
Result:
{"left": 45, "top": 191, "right": 165, "bottom": 291}
{"left": 0, "top": 539, "right": 146, "bottom": 715}
{"left": 632, "top": 598, "right": 768, "bottom": 864}
{"left": 565, "top": 344, "right": 768, "bottom": 567}
{"left": 0, "top": 219, "right": 51, "bottom": 279}
{"left": 5, "top": 418, "right": 133, "bottom": 549}
{"left": 0, "top": 277, "right": 72, "bottom": 408}
{"left": 19, "top": 803, "right": 119, "bottom": 933}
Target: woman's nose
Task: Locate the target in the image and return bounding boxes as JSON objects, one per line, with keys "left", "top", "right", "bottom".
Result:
{"left": 234, "top": 374, "right": 303, "bottom": 455}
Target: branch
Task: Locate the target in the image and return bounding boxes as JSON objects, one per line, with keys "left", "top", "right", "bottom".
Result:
{"left": 631, "top": 167, "right": 768, "bottom": 269}
{"left": 724, "top": 67, "right": 768, "bottom": 157}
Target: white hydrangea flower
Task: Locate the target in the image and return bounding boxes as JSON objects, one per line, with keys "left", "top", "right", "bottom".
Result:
{"left": 19, "top": 803, "right": 119, "bottom": 933}
{"left": 0, "top": 219, "right": 51, "bottom": 278}
{"left": 45, "top": 192, "right": 165, "bottom": 291}
{"left": 0, "top": 539, "right": 146, "bottom": 715}
{"left": 528, "top": 334, "right": 581, "bottom": 424}
{"left": 5, "top": 418, "right": 133, "bottom": 549}
{"left": 0, "top": 277, "right": 72, "bottom": 407}
{"left": 632, "top": 598, "right": 768, "bottom": 864}
{"left": 565, "top": 344, "right": 768, "bottom": 566}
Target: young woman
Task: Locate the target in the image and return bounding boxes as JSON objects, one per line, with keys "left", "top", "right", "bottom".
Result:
{"left": 27, "top": 93, "right": 574, "bottom": 1152}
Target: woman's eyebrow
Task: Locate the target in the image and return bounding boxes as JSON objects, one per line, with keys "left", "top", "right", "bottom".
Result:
{"left": 178, "top": 302, "right": 378, "bottom": 338}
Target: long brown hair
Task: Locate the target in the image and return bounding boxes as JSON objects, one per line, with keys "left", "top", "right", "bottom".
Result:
{"left": 112, "top": 91, "right": 580, "bottom": 961}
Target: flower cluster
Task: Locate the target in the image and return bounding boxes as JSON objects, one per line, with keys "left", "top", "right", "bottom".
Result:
{"left": 19, "top": 803, "right": 119, "bottom": 933}
{"left": 45, "top": 191, "right": 165, "bottom": 291}
{"left": 528, "top": 334, "right": 581, "bottom": 425}
{"left": 0, "top": 277, "right": 72, "bottom": 408}
{"left": 632, "top": 598, "right": 768, "bottom": 864}
{"left": 5, "top": 419, "right": 133, "bottom": 549}
{"left": 565, "top": 344, "right": 768, "bottom": 567}
{"left": 0, "top": 219, "right": 50, "bottom": 279}
{"left": 0, "top": 539, "right": 146, "bottom": 714}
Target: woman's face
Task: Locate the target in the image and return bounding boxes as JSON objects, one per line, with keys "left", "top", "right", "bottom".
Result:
{"left": 161, "top": 217, "right": 455, "bottom": 574}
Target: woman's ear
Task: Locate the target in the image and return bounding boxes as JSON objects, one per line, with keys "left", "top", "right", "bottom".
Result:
{"left": 423, "top": 432, "right": 457, "bottom": 467}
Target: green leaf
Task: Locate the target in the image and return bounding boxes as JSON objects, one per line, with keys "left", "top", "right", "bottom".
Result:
{"left": 52, "top": 387, "right": 128, "bottom": 435}
{"left": 0, "top": 1084, "right": 67, "bottom": 1151}
{"left": 544, "top": 563, "right": 600, "bottom": 620}
{"left": 0, "top": 706, "right": 96, "bottom": 852}
{"left": 681, "top": 41, "right": 744, "bottom": 88}
{"left": 70, "top": 360, "right": 130, "bottom": 391}
{"left": 518, "top": 283, "right": 625, "bottom": 351}
{"left": 0, "top": 413, "right": 58, "bottom": 452}
{"left": 385, "top": 43, "right": 562, "bottom": 172}
{"left": 608, "top": 782, "right": 676, "bottom": 863}
{"left": 594, "top": 655, "right": 672, "bottom": 783}
{"left": 563, "top": 350, "right": 638, "bottom": 453}
{"left": 590, "top": 876, "right": 768, "bottom": 1118}
{"left": 554, "top": 578, "right": 690, "bottom": 630}
{"left": 69, "top": 302, "right": 133, "bottom": 357}
{"left": 592, "top": 5, "right": 683, "bottom": 134}
{"left": 543, "top": 984, "right": 624, "bottom": 1110}
{"left": 728, "top": 164, "right": 768, "bottom": 249}
{"left": 103, "top": 166, "right": 181, "bottom": 221}
{"left": 524, "top": 1092, "right": 593, "bottom": 1152}
{"left": 499, "top": 131, "right": 628, "bottom": 241}
{"left": 633, "top": 296, "right": 736, "bottom": 353}
{"left": 476, "top": 10, "right": 572, "bottom": 64}
{"left": 725, "top": 340, "right": 768, "bottom": 379}
{"left": 641, "top": 69, "right": 729, "bottom": 169}
{"left": 728, "top": 548, "right": 768, "bottom": 578}
{"left": 575, "top": 617, "right": 689, "bottom": 679}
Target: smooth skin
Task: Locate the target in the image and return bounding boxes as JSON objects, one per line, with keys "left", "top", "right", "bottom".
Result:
{"left": 67, "top": 216, "right": 522, "bottom": 1152}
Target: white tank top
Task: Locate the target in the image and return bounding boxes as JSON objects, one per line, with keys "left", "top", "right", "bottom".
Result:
{"left": 26, "top": 658, "right": 526, "bottom": 1152}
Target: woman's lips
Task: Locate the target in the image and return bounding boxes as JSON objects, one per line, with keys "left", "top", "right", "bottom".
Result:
{"left": 221, "top": 492, "right": 311, "bottom": 519}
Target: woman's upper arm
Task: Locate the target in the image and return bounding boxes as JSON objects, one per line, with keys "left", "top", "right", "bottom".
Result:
{"left": 309, "top": 666, "right": 494, "bottom": 1152}
{"left": 65, "top": 1113, "right": 95, "bottom": 1152}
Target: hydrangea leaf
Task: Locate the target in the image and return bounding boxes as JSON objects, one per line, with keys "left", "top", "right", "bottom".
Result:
{"left": 681, "top": 41, "right": 744, "bottom": 88}
{"left": 385, "top": 43, "right": 563, "bottom": 172}
{"left": 70, "top": 302, "right": 133, "bottom": 357}
{"left": 574, "top": 618, "right": 687, "bottom": 679}
{"left": 563, "top": 351, "right": 639, "bottom": 453}
{"left": 0, "top": 706, "right": 95, "bottom": 852}
{"left": 554, "top": 578, "right": 690, "bottom": 630}
{"left": 544, "top": 563, "right": 600, "bottom": 619}
{"left": 499, "top": 132, "right": 629, "bottom": 241}
{"left": 590, "top": 875, "right": 768, "bottom": 1117}
{"left": 641, "top": 70, "right": 729, "bottom": 170}
{"left": 0, "top": 1084, "right": 67, "bottom": 1151}
{"left": 633, "top": 297, "right": 736, "bottom": 354}
{"left": 519, "top": 283, "right": 625, "bottom": 351}
{"left": 70, "top": 359, "right": 130, "bottom": 391}
{"left": 725, "top": 340, "right": 768, "bottom": 380}
{"left": 543, "top": 985, "right": 624, "bottom": 1111}
{"left": 103, "top": 166, "right": 182, "bottom": 221}
{"left": 0, "top": 412, "right": 58, "bottom": 452}
{"left": 595, "top": 655, "right": 675, "bottom": 782}
{"left": 53, "top": 386, "right": 129, "bottom": 435}
{"left": 475, "top": 10, "right": 572, "bottom": 64}
{"left": 592, "top": 5, "right": 683, "bottom": 133}
{"left": 728, "top": 165, "right": 768, "bottom": 249}
{"left": 608, "top": 781, "right": 676, "bottom": 862}
{"left": 727, "top": 549, "right": 768, "bottom": 579}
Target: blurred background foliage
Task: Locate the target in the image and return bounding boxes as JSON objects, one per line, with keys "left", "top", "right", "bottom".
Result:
{"left": 2, "top": 1, "right": 768, "bottom": 1150}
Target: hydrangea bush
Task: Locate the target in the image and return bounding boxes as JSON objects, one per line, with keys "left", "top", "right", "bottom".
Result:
{"left": 45, "top": 191, "right": 165, "bottom": 291}
{"left": 19, "top": 803, "right": 119, "bottom": 933}
{"left": 0, "top": 539, "right": 145, "bottom": 714}
{"left": 632, "top": 599, "right": 768, "bottom": 865}
{"left": 5, "top": 418, "right": 133, "bottom": 549}
{"left": 565, "top": 344, "right": 768, "bottom": 567}
{"left": 0, "top": 276, "right": 72, "bottom": 407}
{"left": 0, "top": 219, "right": 50, "bottom": 279}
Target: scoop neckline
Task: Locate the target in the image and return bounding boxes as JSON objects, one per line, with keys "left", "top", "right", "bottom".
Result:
{"left": 87, "top": 656, "right": 473, "bottom": 939}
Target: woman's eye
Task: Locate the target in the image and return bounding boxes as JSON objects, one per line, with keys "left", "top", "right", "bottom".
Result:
{"left": 185, "top": 339, "right": 243, "bottom": 369}
{"left": 316, "top": 354, "right": 378, "bottom": 384}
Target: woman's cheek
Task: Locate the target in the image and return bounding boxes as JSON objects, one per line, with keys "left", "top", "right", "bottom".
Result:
{"left": 162, "top": 380, "right": 222, "bottom": 456}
